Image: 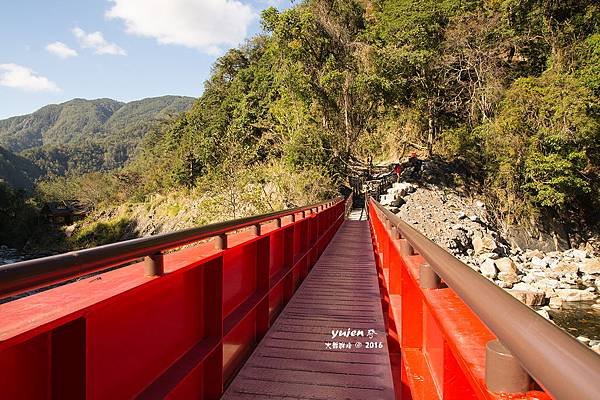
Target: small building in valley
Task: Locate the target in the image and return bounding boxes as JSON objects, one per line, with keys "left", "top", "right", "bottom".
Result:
{"left": 42, "top": 200, "right": 88, "bottom": 225}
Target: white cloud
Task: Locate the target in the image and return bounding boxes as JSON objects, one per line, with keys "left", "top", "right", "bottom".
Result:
{"left": 72, "top": 27, "right": 127, "bottom": 55}
{"left": 106, "top": 0, "right": 256, "bottom": 55}
{"left": 262, "top": 0, "right": 287, "bottom": 6}
{"left": 46, "top": 41, "right": 79, "bottom": 58}
{"left": 0, "top": 64, "right": 60, "bottom": 92}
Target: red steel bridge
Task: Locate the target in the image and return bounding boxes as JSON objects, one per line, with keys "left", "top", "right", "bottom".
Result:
{"left": 0, "top": 196, "right": 599, "bottom": 399}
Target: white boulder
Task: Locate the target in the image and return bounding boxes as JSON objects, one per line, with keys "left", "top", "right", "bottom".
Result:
{"left": 507, "top": 289, "right": 545, "bottom": 306}
{"left": 480, "top": 259, "right": 498, "bottom": 279}
{"left": 472, "top": 235, "right": 497, "bottom": 255}
{"left": 579, "top": 258, "right": 600, "bottom": 274}
{"left": 555, "top": 289, "right": 596, "bottom": 302}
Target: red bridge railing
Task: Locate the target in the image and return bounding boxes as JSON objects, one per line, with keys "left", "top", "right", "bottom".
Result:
{"left": 0, "top": 197, "right": 346, "bottom": 399}
{"left": 369, "top": 198, "right": 600, "bottom": 400}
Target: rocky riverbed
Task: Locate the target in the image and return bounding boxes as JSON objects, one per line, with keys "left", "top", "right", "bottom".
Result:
{"left": 0, "top": 245, "right": 26, "bottom": 265}
{"left": 380, "top": 180, "right": 600, "bottom": 354}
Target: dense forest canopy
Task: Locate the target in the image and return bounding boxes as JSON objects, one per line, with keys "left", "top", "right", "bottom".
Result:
{"left": 133, "top": 0, "right": 599, "bottom": 222}
{"left": 1, "top": 0, "right": 598, "bottom": 250}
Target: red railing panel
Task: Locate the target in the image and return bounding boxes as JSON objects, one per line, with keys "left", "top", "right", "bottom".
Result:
{"left": 368, "top": 199, "right": 558, "bottom": 400}
{"left": 0, "top": 198, "right": 346, "bottom": 399}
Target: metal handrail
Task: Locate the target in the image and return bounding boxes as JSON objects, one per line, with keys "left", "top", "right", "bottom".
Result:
{"left": 344, "top": 194, "right": 353, "bottom": 218}
{"left": 371, "top": 198, "right": 600, "bottom": 400}
{"left": 0, "top": 197, "right": 344, "bottom": 298}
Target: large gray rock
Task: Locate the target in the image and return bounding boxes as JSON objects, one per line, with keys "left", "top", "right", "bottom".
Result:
{"left": 525, "top": 249, "right": 545, "bottom": 260}
{"left": 480, "top": 258, "right": 498, "bottom": 279}
{"left": 543, "top": 256, "right": 559, "bottom": 268}
{"left": 530, "top": 256, "right": 548, "bottom": 268}
{"left": 495, "top": 257, "right": 517, "bottom": 274}
{"left": 549, "top": 297, "right": 563, "bottom": 308}
{"left": 380, "top": 193, "right": 403, "bottom": 207}
{"left": 512, "top": 282, "right": 536, "bottom": 291}
{"left": 562, "top": 272, "right": 579, "bottom": 285}
{"left": 507, "top": 290, "right": 546, "bottom": 306}
{"left": 532, "top": 278, "right": 560, "bottom": 290}
{"left": 566, "top": 249, "right": 588, "bottom": 261}
{"left": 389, "top": 182, "right": 415, "bottom": 197}
{"left": 507, "top": 222, "right": 570, "bottom": 252}
{"left": 496, "top": 280, "right": 513, "bottom": 288}
{"left": 555, "top": 289, "right": 596, "bottom": 302}
{"left": 579, "top": 258, "right": 600, "bottom": 274}
{"left": 472, "top": 235, "right": 497, "bottom": 255}
{"left": 478, "top": 252, "right": 498, "bottom": 262}
{"left": 541, "top": 269, "right": 561, "bottom": 280}
{"left": 536, "top": 309, "right": 551, "bottom": 320}
{"left": 498, "top": 271, "right": 520, "bottom": 284}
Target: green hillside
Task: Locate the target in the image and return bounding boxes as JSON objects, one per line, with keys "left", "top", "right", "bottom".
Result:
{"left": 105, "top": 96, "right": 196, "bottom": 133}
{"left": 0, "top": 96, "right": 194, "bottom": 151}
{"left": 0, "top": 98, "right": 122, "bottom": 152}
{"left": 0, "top": 96, "right": 195, "bottom": 177}
{"left": 0, "top": 146, "right": 42, "bottom": 190}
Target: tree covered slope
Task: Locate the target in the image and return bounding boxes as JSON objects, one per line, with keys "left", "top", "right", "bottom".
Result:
{"left": 0, "top": 96, "right": 194, "bottom": 151}
{"left": 0, "top": 96, "right": 195, "bottom": 177}
{"left": 0, "top": 146, "right": 42, "bottom": 190}
{"left": 0, "top": 98, "right": 123, "bottom": 152}
{"left": 129, "top": 0, "right": 599, "bottom": 225}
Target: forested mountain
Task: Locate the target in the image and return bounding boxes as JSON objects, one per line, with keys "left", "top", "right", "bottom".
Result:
{"left": 0, "top": 96, "right": 195, "bottom": 177}
{"left": 0, "top": 96, "right": 194, "bottom": 151}
{"left": 0, "top": 146, "right": 42, "bottom": 190}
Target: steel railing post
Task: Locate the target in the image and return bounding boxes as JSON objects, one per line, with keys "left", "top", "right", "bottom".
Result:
{"left": 144, "top": 253, "right": 164, "bottom": 276}
{"left": 215, "top": 234, "right": 228, "bottom": 250}
{"left": 252, "top": 223, "right": 262, "bottom": 237}
{"left": 485, "top": 340, "right": 531, "bottom": 393}
{"left": 398, "top": 239, "right": 414, "bottom": 256}
{"left": 419, "top": 263, "right": 442, "bottom": 289}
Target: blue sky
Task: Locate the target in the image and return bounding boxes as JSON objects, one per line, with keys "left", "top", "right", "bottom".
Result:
{"left": 0, "top": 0, "right": 292, "bottom": 119}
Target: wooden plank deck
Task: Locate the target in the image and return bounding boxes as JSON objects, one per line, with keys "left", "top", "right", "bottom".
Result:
{"left": 222, "top": 220, "right": 395, "bottom": 400}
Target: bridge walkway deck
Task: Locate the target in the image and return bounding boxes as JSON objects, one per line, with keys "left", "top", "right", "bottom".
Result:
{"left": 222, "top": 220, "right": 395, "bottom": 400}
